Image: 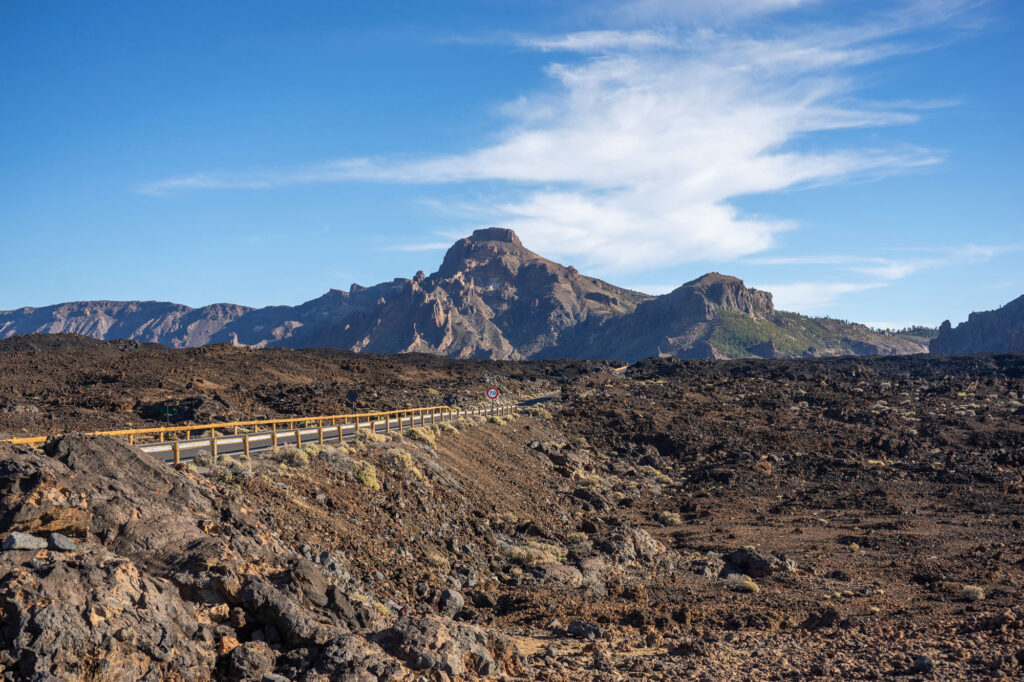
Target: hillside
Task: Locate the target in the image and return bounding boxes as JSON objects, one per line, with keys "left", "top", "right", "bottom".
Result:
{"left": 0, "top": 228, "right": 928, "bottom": 360}
{"left": 931, "top": 294, "right": 1024, "bottom": 354}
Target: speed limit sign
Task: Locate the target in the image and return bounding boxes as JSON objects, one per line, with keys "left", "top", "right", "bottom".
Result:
{"left": 486, "top": 387, "right": 500, "bottom": 400}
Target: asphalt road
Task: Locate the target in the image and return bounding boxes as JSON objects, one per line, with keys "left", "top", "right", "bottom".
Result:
{"left": 139, "top": 404, "right": 520, "bottom": 464}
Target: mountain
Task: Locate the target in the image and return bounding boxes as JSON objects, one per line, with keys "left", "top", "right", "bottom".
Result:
{"left": 930, "top": 294, "right": 1024, "bottom": 354}
{"left": 0, "top": 228, "right": 930, "bottom": 360}
{"left": 546, "top": 272, "right": 927, "bottom": 361}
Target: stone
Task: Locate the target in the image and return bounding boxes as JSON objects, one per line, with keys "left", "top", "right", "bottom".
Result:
{"left": 2, "top": 532, "right": 47, "bottom": 551}
{"left": 567, "top": 620, "right": 602, "bottom": 640}
{"left": 227, "top": 641, "right": 276, "bottom": 681}
{"left": 371, "top": 615, "right": 522, "bottom": 678}
{"left": 47, "top": 532, "right": 77, "bottom": 552}
{"left": 912, "top": 655, "right": 935, "bottom": 673}
{"left": 439, "top": 588, "right": 465, "bottom": 616}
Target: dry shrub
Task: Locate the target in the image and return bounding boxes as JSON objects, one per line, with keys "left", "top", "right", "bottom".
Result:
{"left": 961, "top": 585, "right": 985, "bottom": 602}
{"left": 356, "top": 428, "right": 387, "bottom": 444}
{"left": 354, "top": 461, "right": 380, "bottom": 490}
{"left": 726, "top": 573, "right": 759, "bottom": 593}
{"left": 655, "top": 511, "right": 682, "bottom": 525}
{"left": 524, "top": 405, "right": 553, "bottom": 421}
{"left": 501, "top": 541, "right": 566, "bottom": 566}
{"left": 388, "top": 449, "right": 427, "bottom": 483}
{"left": 406, "top": 427, "right": 437, "bottom": 447}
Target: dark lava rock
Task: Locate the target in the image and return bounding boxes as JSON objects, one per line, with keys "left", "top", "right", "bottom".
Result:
{"left": 372, "top": 615, "right": 523, "bottom": 677}
{"left": 227, "top": 641, "right": 276, "bottom": 681}
{"left": 301, "top": 634, "right": 404, "bottom": 681}
{"left": 2, "top": 532, "right": 47, "bottom": 551}
{"left": 567, "top": 620, "right": 602, "bottom": 640}
{"left": 912, "top": 655, "right": 935, "bottom": 673}
{"left": 722, "top": 547, "right": 795, "bottom": 578}
{"left": 438, "top": 588, "right": 465, "bottom": 616}
{"left": 48, "top": 532, "right": 77, "bottom": 552}
{"left": 289, "top": 558, "right": 329, "bottom": 607}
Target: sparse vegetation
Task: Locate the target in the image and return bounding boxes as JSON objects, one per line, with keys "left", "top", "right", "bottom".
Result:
{"left": 406, "top": 426, "right": 437, "bottom": 447}
{"left": 655, "top": 511, "right": 682, "bottom": 525}
{"left": 524, "top": 405, "right": 553, "bottom": 421}
{"left": 437, "top": 422, "right": 458, "bottom": 434}
{"left": 501, "top": 540, "right": 566, "bottom": 566}
{"left": 353, "top": 461, "right": 380, "bottom": 490}
{"left": 726, "top": 573, "right": 760, "bottom": 593}
{"left": 961, "top": 585, "right": 985, "bottom": 602}
{"left": 356, "top": 428, "right": 387, "bottom": 444}
{"left": 388, "top": 448, "right": 427, "bottom": 482}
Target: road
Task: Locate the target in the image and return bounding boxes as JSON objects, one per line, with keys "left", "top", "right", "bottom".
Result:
{"left": 138, "top": 403, "right": 520, "bottom": 464}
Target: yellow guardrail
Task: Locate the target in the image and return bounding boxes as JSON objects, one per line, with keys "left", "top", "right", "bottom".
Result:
{"left": 2, "top": 404, "right": 477, "bottom": 448}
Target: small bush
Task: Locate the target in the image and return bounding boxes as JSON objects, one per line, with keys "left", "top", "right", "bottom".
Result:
{"left": 726, "top": 573, "right": 760, "bottom": 593}
{"left": 655, "top": 511, "right": 682, "bottom": 525}
{"left": 356, "top": 428, "right": 387, "bottom": 444}
{"left": 486, "top": 415, "right": 504, "bottom": 425}
{"left": 524, "top": 405, "right": 553, "bottom": 421}
{"left": 406, "top": 427, "right": 437, "bottom": 447}
{"left": 501, "top": 541, "right": 566, "bottom": 566}
{"left": 389, "top": 449, "right": 427, "bottom": 483}
{"left": 437, "top": 422, "right": 458, "bottom": 434}
{"left": 961, "top": 585, "right": 985, "bottom": 602}
{"left": 354, "top": 461, "right": 380, "bottom": 490}
{"left": 424, "top": 548, "right": 450, "bottom": 571}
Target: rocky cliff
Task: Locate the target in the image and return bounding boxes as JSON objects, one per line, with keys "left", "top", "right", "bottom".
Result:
{"left": 0, "top": 228, "right": 930, "bottom": 360}
{"left": 930, "top": 294, "right": 1024, "bottom": 354}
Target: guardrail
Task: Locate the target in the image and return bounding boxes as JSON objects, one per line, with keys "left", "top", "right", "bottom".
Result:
{"left": 2, "top": 402, "right": 519, "bottom": 464}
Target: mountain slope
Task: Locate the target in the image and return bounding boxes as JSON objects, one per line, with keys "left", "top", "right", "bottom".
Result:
{"left": 0, "top": 228, "right": 931, "bottom": 360}
{"left": 930, "top": 294, "right": 1024, "bottom": 354}
{"left": 546, "top": 273, "right": 927, "bottom": 361}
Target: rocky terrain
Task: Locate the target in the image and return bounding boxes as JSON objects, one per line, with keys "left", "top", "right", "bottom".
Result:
{"left": 0, "top": 228, "right": 931, "bottom": 360}
{"left": 932, "top": 294, "right": 1024, "bottom": 354}
{"left": 1, "top": 338, "right": 1023, "bottom": 679}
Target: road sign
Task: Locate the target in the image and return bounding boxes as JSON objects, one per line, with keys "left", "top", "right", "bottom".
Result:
{"left": 486, "top": 387, "right": 500, "bottom": 400}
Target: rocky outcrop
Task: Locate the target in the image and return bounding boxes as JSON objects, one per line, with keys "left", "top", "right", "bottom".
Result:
{"left": 0, "top": 229, "right": 930, "bottom": 360}
{"left": 0, "top": 435, "right": 529, "bottom": 681}
{"left": 930, "top": 294, "right": 1024, "bottom": 354}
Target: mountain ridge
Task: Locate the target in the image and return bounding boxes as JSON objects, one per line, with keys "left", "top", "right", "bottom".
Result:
{"left": 0, "top": 228, "right": 933, "bottom": 360}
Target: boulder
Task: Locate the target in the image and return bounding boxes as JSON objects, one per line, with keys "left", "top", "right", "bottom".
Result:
{"left": 2, "top": 532, "right": 47, "bottom": 551}
{"left": 371, "top": 615, "right": 524, "bottom": 678}
{"left": 227, "top": 641, "right": 276, "bottom": 681}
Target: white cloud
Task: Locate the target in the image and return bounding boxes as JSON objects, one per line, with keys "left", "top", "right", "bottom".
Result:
{"left": 140, "top": 1, "right": 981, "bottom": 273}
{"left": 516, "top": 30, "right": 675, "bottom": 52}
{"left": 758, "top": 281, "right": 889, "bottom": 312}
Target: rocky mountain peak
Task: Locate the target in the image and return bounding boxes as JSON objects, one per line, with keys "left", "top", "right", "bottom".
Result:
{"left": 466, "top": 227, "right": 523, "bottom": 246}
{"left": 669, "top": 272, "right": 775, "bottom": 317}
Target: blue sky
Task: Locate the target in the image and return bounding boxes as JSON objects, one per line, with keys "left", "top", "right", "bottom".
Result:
{"left": 1, "top": 0, "right": 1021, "bottom": 329}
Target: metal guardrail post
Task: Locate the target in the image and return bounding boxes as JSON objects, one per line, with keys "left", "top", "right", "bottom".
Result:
{"left": 211, "top": 432, "right": 218, "bottom": 459}
{"left": 173, "top": 441, "right": 180, "bottom": 465}
{"left": 296, "top": 428, "right": 302, "bottom": 448}
{"left": 244, "top": 434, "right": 250, "bottom": 458}
{"left": 318, "top": 425, "right": 324, "bottom": 445}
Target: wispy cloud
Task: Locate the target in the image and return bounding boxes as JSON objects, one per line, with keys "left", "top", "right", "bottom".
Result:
{"left": 515, "top": 30, "right": 675, "bottom": 52}
{"left": 756, "top": 280, "right": 889, "bottom": 312}
{"left": 749, "top": 243, "right": 1016, "bottom": 280}
{"left": 139, "top": 0, "right": 983, "bottom": 272}
{"left": 748, "top": 242, "right": 1016, "bottom": 313}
